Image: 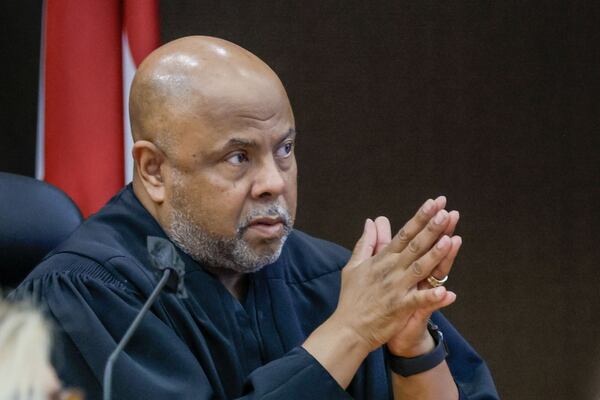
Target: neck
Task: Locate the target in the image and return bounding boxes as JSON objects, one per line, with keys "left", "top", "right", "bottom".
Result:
{"left": 203, "top": 266, "right": 248, "bottom": 300}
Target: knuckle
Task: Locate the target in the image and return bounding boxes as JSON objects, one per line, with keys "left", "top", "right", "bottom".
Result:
{"left": 429, "top": 289, "right": 440, "bottom": 301}
{"left": 369, "top": 266, "right": 385, "bottom": 284}
{"left": 396, "top": 228, "right": 410, "bottom": 243}
{"left": 426, "top": 219, "right": 438, "bottom": 232}
{"left": 381, "top": 273, "right": 394, "bottom": 291}
{"left": 432, "top": 243, "right": 446, "bottom": 258}
{"left": 417, "top": 208, "right": 430, "bottom": 222}
{"left": 370, "top": 258, "right": 394, "bottom": 283}
{"left": 408, "top": 240, "right": 421, "bottom": 254}
{"left": 411, "top": 261, "right": 424, "bottom": 276}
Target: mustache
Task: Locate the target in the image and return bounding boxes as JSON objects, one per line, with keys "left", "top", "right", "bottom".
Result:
{"left": 237, "top": 204, "right": 293, "bottom": 233}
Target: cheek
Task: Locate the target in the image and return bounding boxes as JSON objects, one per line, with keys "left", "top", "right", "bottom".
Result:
{"left": 191, "top": 176, "right": 251, "bottom": 232}
{"left": 284, "top": 163, "right": 298, "bottom": 217}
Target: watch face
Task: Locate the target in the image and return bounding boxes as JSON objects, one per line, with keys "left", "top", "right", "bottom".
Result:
{"left": 427, "top": 321, "right": 442, "bottom": 344}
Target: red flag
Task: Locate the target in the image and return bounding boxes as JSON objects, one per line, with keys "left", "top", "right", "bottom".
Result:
{"left": 37, "top": 0, "right": 160, "bottom": 217}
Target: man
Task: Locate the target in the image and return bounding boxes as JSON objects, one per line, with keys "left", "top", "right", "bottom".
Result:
{"left": 13, "top": 36, "right": 498, "bottom": 399}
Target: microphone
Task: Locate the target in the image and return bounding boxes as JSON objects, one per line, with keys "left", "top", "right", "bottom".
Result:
{"left": 102, "top": 236, "right": 186, "bottom": 400}
{"left": 146, "top": 235, "right": 188, "bottom": 299}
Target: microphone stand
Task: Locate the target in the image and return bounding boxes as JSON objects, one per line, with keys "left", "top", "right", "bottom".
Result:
{"left": 102, "top": 236, "right": 186, "bottom": 400}
{"left": 102, "top": 268, "right": 173, "bottom": 400}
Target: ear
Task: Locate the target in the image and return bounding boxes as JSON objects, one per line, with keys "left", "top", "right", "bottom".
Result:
{"left": 132, "top": 140, "right": 168, "bottom": 204}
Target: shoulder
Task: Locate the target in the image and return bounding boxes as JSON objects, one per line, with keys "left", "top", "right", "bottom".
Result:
{"left": 41, "top": 188, "right": 134, "bottom": 263}
{"left": 20, "top": 187, "right": 158, "bottom": 292}
{"left": 20, "top": 248, "right": 158, "bottom": 301}
{"left": 264, "top": 229, "right": 351, "bottom": 283}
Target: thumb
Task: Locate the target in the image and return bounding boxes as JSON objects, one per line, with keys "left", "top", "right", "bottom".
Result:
{"left": 408, "top": 287, "right": 457, "bottom": 315}
{"left": 349, "top": 219, "right": 377, "bottom": 267}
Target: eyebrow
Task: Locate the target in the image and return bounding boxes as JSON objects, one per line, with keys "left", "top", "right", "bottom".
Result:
{"left": 225, "top": 138, "right": 257, "bottom": 149}
{"left": 220, "top": 128, "right": 297, "bottom": 152}
{"left": 284, "top": 128, "right": 297, "bottom": 141}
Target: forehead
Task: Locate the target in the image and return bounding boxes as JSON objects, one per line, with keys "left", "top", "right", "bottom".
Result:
{"left": 153, "top": 56, "right": 296, "bottom": 156}
{"left": 176, "top": 94, "right": 296, "bottom": 156}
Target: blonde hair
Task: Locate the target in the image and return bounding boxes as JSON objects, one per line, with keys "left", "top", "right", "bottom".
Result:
{"left": 0, "top": 300, "right": 55, "bottom": 400}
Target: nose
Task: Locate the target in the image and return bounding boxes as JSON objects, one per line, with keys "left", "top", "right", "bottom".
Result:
{"left": 251, "top": 156, "right": 286, "bottom": 200}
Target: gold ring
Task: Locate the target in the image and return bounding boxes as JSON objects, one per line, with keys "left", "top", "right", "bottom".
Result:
{"left": 427, "top": 275, "right": 448, "bottom": 287}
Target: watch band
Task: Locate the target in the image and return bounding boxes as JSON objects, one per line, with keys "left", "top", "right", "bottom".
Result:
{"left": 387, "top": 321, "right": 449, "bottom": 377}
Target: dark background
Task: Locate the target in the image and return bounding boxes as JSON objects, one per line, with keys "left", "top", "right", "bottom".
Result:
{"left": 2, "top": 1, "right": 599, "bottom": 399}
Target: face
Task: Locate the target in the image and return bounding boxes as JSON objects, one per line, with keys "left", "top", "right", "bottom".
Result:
{"left": 162, "top": 90, "right": 297, "bottom": 273}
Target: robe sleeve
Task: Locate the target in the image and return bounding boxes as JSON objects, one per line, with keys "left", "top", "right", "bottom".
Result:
{"left": 11, "top": 263, "right": 351, "bottom": 400}
{"left": 431, "top": 312, "right": 500, "bottom": 400}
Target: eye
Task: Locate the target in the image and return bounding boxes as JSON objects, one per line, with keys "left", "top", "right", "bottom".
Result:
{"left": 225, "top": 152, "right": 248, "bottom": 165}
{"left": 275, "top": 141, "right": 294, "bottom": 158}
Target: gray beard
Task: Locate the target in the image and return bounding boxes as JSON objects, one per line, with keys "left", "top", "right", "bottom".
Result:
{"left": 166, "top": 201, "right": 293, "bottom": 274}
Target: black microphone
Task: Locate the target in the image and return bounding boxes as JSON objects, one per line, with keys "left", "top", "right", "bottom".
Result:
{"left": 102, "top": 236, "right": 186, "bottom": 400}
{"left": 146, "top": 235, "right": 188, "bottom": 299}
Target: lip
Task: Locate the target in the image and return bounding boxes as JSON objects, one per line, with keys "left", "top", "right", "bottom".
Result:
{"left": 246, "top": 218, "right": 284, "bottom": 238}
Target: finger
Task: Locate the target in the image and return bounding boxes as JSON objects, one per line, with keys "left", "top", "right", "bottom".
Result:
{"left": 374, "top": 216, "right": 392, "bottom": 254}
{"left": 411, "top": 289, "right": 457, "bottom": 318}
{"left": 383, "top": 198, "right": 443, "bottom": 255}
{"left": 443, "top": 210, "right": 460, "bottom": 237}
{"left": 404, "top": 285, "right": 455, "bottom": 313}
{"left": 349, "top": 219, "right": 377, "bottom": 267}
{"left": 400, "top": 235, "right": 453, "bottom": 288}
{"left": 393, "top": 209, "right": 451, "bottom": 268}
{"left": 434, "top": 195, "right": 447, "bottom": 211}
{"left": 428, "top": 236, "right": 462, "bottom": 284}
{"left": 419, "top": 236, "right": 462, "bottom": 288}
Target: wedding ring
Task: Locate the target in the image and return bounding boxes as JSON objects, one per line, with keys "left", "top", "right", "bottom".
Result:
{"left": 427, "top": 275, "right": 448, "bottom": 288}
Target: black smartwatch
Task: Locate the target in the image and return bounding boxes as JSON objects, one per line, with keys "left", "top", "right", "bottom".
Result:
{"left": 387, "top": 321, "right": 449, "bottom": 377}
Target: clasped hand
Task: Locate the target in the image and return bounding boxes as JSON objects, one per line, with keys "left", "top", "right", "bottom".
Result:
{"left": 332, "top": 196, "right": 462, "bottom": 358}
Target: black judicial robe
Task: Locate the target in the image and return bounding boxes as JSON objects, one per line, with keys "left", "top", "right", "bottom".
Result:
{"left": 12, "top": 186, "right": 499, "bottom": 399}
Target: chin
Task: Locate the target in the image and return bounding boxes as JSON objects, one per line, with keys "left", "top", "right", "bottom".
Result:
{"left": 251, "top": 231, "right": 291, "bottom": 252}
{"left": 246, "top": 232, "right": 289, "bottom": 263}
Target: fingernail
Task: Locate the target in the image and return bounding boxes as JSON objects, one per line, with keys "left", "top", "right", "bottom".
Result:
{"left": 422, "top": 199, "right": 434, "bottom": 214}
{"left": 436, "top": 235, "right": 449, "bottom": 249}
{"left": 434, "top": 287, "right": 445, "bottom": 298}
{"left": 454, "top": 236, "right": 463, "bottom": 246}
{"left": 434, "top": 210, "right": 447, "bottom": 224}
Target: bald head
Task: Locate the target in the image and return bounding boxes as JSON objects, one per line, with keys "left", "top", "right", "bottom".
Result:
{"left": 129, "top": 36, "right": 291, "bottom": 153}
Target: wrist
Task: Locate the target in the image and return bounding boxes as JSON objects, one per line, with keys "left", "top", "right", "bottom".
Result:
{"left": 388, "top": 328, "right": 435, "bottom": 358}
{"left": 325, "top": 313, "right": 373, "bottom": 357}
{"left": 387, "top": 321, "right": 449, "bottom": 378}
{"left": 302, "top": 315, "right": 371, "bottom": 388}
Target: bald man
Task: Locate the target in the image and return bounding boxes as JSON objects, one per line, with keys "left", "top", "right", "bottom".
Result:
{"left": 13, "top": 37, "right": 498, "bottom": 399}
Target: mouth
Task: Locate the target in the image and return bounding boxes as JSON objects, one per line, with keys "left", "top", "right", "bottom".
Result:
{"left": 245, "top": 217, "right": 285, "bottom": 238}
